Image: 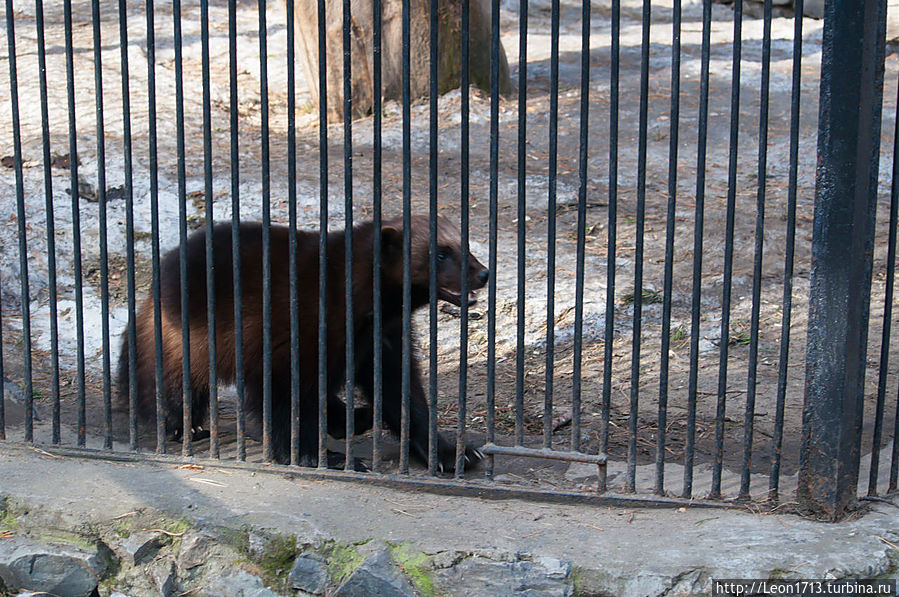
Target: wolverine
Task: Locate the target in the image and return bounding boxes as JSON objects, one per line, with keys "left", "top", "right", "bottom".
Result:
{"left": 117, "top": 215, "right": 488, "bottom": 470}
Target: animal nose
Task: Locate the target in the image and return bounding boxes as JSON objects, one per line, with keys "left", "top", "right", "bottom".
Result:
{"left": 477, "top": 269, "right": 489, "bottom": 285}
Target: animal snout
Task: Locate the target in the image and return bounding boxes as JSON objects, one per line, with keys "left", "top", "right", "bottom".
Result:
{"left": 477, "top": 269, "right": 489, "bottom": 285}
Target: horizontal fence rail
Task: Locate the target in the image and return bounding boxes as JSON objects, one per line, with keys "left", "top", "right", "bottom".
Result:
{"left": 0, "top": 0, "right": 896, "bottom": 516}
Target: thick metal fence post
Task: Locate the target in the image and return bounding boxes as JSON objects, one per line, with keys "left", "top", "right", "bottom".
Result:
{"left": 800, "top": 0, "right": 886, "bottom": 519}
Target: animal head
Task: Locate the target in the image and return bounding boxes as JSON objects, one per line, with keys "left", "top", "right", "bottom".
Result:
{"left": 381, "top": 215, "right": 488, "bottom": 306}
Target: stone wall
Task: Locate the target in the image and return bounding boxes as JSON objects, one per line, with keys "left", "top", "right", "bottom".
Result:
{"left": 0, "top": 500, "right": 575, "bottom": 597}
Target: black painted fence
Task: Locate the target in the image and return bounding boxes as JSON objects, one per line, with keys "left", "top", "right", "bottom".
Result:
{"left": 0, "top": 0, "right": 895, "bottom": 518}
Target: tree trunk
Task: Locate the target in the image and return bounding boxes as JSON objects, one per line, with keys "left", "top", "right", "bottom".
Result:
{"left": 283, "top": 0, "right": 511, "bottom": 121}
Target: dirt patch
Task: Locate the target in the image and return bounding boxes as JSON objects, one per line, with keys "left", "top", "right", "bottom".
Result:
{"left": 83, "top": 253, "right": 154, "bottom": 305}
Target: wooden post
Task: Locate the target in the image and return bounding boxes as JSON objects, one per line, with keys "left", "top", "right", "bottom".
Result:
{"left": 283, "top": 0, "right": 511, "bottom": 121}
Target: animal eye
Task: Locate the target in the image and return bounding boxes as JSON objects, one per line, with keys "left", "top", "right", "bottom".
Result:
{"left": 436, "top": 249, "right": 449, "bottom": 262}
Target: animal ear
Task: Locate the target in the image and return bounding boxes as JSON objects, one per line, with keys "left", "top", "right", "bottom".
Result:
{"left": 380, "top": 224, "right": 403, "bottom": 254}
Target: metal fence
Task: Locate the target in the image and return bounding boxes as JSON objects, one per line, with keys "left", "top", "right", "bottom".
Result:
{"left": 0, "top": 0, "right": 895, "bottom": 519}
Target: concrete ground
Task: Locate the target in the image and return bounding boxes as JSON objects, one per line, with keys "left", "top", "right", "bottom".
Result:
{"left": 0, "top": 441, "right": 897, "bottom": 596}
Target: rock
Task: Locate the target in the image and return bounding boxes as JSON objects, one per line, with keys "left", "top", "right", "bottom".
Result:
{"left": 178, "top": 531, "right": 214, "bottom": 571}
{"left": 470, "top": 548, "right": 516, "bottom": 563}
{"left": 619, "top": 572, "right": 710, "bottom": 597}
{"left": 149, "top": 559, "right": 177, "bottom": 597}
{"left": 435, "top": 555, "right": 573, "bottom": 597}
{"left": 288, "top": 553, "right": 330, "bottom": 595}
{"left": 200, "top": 569, "right": 279, "bottom": 597}
{"left": 118, "top": 531, "right": 162, "bottom": 565}
{"left": 533, "top": 556, "right": 571, "bottom": 580}
{"left": 0, "top": 537, "right": 105, "bottom": 597}
{"left": 666, "top": 569, "right": 709, "bottom": 596}
{"left": 110, "top": 592, "right": 135, "bottom": 597}
{"left": 332, "top": 549, "right": 416, "bottom": 597}
{"left": 247, "top": 532, "right": 267, "bottom": 559}
{"left": 431, "top": 551, "right": 464, "bottom": 570}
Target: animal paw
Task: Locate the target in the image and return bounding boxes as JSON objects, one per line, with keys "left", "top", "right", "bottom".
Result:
{"left": 436, "top": 440, "right": 485, "bottom": 474}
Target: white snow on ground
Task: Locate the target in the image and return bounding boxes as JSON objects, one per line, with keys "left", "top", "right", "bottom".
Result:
{"left": 0, "top": 0, "right": 885, "bottom": 393}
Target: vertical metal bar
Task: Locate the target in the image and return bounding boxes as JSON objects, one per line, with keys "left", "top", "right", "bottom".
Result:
{"left": 656, "top": 0, "right": 681, "bottom": 496}
{"left": 400, "top": 0, "right": 412, "bottom": 474}
{"left": 739, "top": 0, "right": 772, "bottom": 501}
{"left": 172, "top": 0, "right": 192, "bottom": 458}
{"left": 799, "top": 0, "right": 886, "bottom": 519}
{"left": 514, "top": 0, "right": 528, "bottom": 449}
{"left": 200, "top": 0, "right": 219, "bottom": 459}
{"left": 343, "top": 0, "right": 355, "bottom": 471}
{"left": 627, "top": 0, "right": 651, "bottom": 494}
{"left": 65, "top": 0, "right": 87, "bottom": 448}
{"left": 486, "top": 0, "right": 501, "bottom": 476}
{"left": 287, "top": 0, "right": 301, "bottom": 467}
{"left": 893, "top": 90, "right": 899, "bottom": 494}
{"left": 683, "top": 0, "right": 712, "bottom": 500}
{"left": 867, "top": 77, "right": 899, "bottom": 498}
{"left": 427, "top": 0, "right": 438, "bottom": 476}
{"left": 144, "top": 0, "right": 165, "bottom": 454}
{"left": 893, "top": 384, "right": 899, "bottom": 492}
{"left": 258, "top": 0, "right": 273, "bottom": 464}
{"left": 711, "top": 0, "right": 743, "bottom": 500}
{"left": 372, "top": 0, "right": 384, "bottom": 474}
{"left": 117, "top": 0, "right": 137, "bottom": 452}
{"left": 456, "top": 0, "right": 471, "bottom": 477}
{"left": 0, "top": 277, "right": 4, "bottom": 439}
{"left": 5, "top": 0, "right": 33, "bottom": 443}
{"left": 89, "top": 0, "right": 112, "bottom": 450}
{"left": 543, "top": 0, "right": 559, "bottom": 452}
{"left": 599, "top": 0, "right": 620, "bottom": 493}
{"left": 570, "top": 0, "right": 591, "bottom": 457}
{"left": 35, "top": 0, "right": 61, "bottom": 445}
{"left": 317, "top": 0, "right": 330, "bottom": 469}
{"left": 769, "top": 0, "right": 803, "bottom": 501}
{"left": 229, "top": 0, "right": 247, "bottom": 462}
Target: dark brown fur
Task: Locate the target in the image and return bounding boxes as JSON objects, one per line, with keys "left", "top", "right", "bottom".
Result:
{"left": 117, "top": 215, "right": 488, "bottom": 469}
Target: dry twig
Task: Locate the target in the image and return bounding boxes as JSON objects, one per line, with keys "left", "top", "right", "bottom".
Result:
{"left": 29, "top": 446, "right": 60, "bottom": 458}
{"left": 552, "top": 413, "right": 573, "bottom": 433}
